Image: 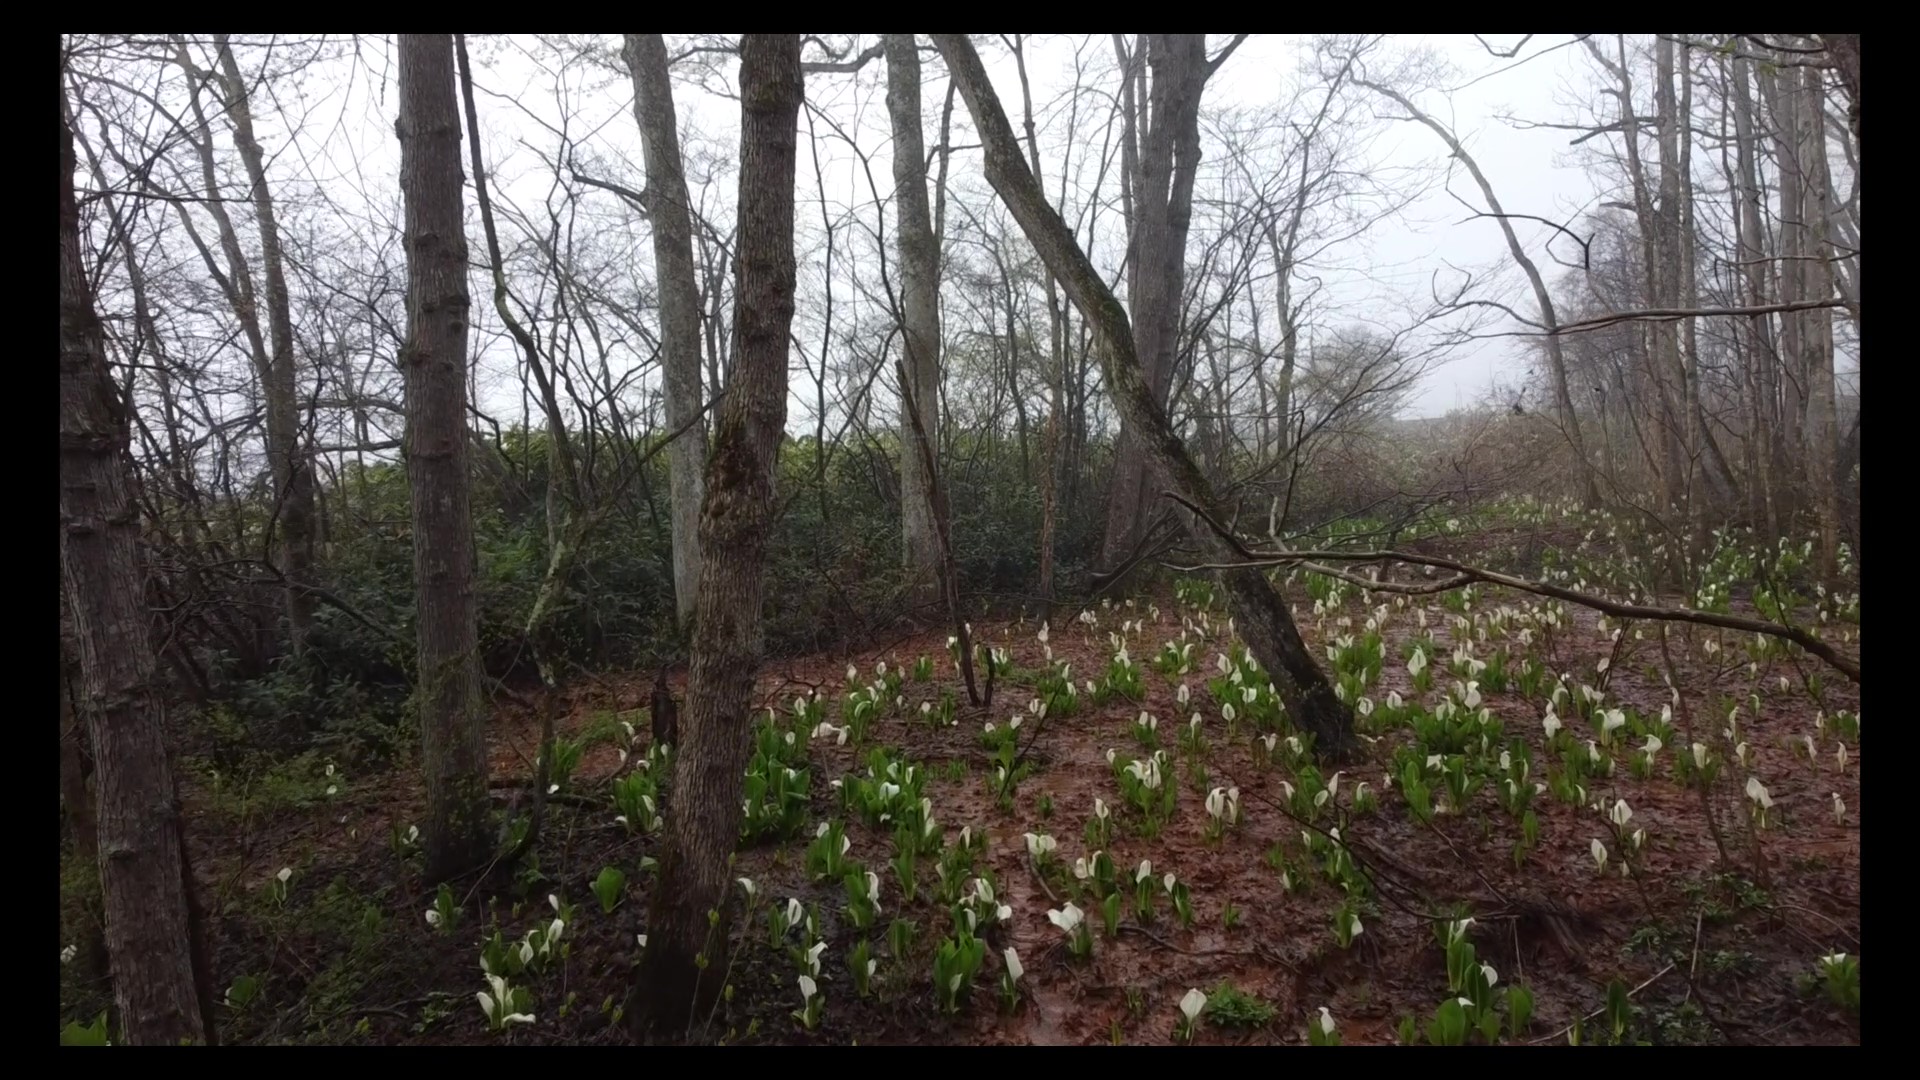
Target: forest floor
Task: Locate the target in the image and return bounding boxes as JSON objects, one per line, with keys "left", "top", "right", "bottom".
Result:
{"left": 60, "top": 541, "right": 1862, "bottom": 1046}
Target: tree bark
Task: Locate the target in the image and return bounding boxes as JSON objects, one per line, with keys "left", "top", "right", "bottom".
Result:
{"left": 60, "top": 66, "right": 211, "bottom": 1046}
{"left": 885, "top": 34, "right": 944, "bottom": 603}
{"left": 1821, "top": 34, "right": 1860, "bottom": 167}
{"left": 624, "top": 33, "right": 709, "bottom": 630}
{"left": 1729, "top": 53, "right": 1780, "bottom": 539}
{"left": 396, "top": 33, "right": 492, "bottom": 881}
{"left": 1101, "top": 35, "right": 1210, "bottom": 571}
{"left": 629, "top": 33, "right": 802, "bottom": 1040}
{"left": 934, "top": 33, "right": 1358, "bottom": 758}
{"left": 212, "top": 35, "right": 318, "bottom": 659}
{"left": 58, "top": 600, "right": 110, "bottom": 980}
{"left": 1797, "top": 59, "right": 1841, "bottom": 578}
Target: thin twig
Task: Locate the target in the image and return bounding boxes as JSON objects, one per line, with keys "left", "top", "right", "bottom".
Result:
{"left": 1527, "top": 963, "right": 1675, "bottom": 1044}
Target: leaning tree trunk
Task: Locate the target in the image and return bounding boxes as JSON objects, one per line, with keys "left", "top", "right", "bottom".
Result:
{"left": 60, "top": 68, "right": 212, "bottom": 1046}
{"left": 885, "top": 33, "right": 944, "bottom": 605}
{"left": 396, "top": 33, "right": 492, "bottom": 882}
{"left": 629, "top": 32, "right": 803, "bottom": 1040}
{"left": 1358, "top": 78, "right": 1600, "bottom": 509}
{"left": 934, "top": 34, "right": 1358, "bottom": 759}
{"left": 625, "top": 33, "right": 708, "bottom": 630}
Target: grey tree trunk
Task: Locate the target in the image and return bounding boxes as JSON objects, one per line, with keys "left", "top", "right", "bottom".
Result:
{"left": 1101, "top": 35, "right": 1210, "bottom": 571}
{"left": 1644, "top": 35, "right": 1687, "bottom": 511}
{"left": 396, "top": 33, "right": 492, "bottom": 882}
{"left": 629, "top": 33, "right": 802, "bottom": 1039}
{"left": 1759, "top": 61, "right": 1807, "bottom": 494}
{"left": 1797, "top": 60, "right": 1841, "bottom": 577}
{"left": 885, "top": 34, "right": 944, "bottom": 602}
{"left": 212, "top": 35, "right": 318, "bottom": 658}
{"left": 624, "top": 33, "right": 708, "bottom": 629}
{"left": 1729, "top": 54, "right": 1779, "bottom": 539}
{"left": 935, "top": 33, "right": 1358, "bottom": 759}
{"left": 60, "top": 75, "right": 210, "bottom": 1046}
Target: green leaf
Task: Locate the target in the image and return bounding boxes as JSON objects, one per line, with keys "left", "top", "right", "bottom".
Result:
{"left": 1397, "top": 1014, "right": 1419, "bottom": 1045}
{"left": 1604, "top": 978, "right": 1632, "bottom": 1040}
{"left": 225, "top": 973, "right": 263, "bottom": 1010}
{"left": 60, "top": 1012, "right": 110, "bottom": 1046}
{"left": 1427, "top": 997, "right": 1468, "bottom": 1046}
{"left": 1507, "top": 985, "right": 1534, "bottom": 1036}
{"left": 592, "top": 865, "right": 628, "bottom": 914}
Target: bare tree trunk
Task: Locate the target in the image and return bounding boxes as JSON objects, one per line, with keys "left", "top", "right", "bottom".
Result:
{"left": 60, "top": 70, "right": 211, "bottom": 1046}
{"left": 58, "top": 598, "right": 99, "bottom": 866}
{"left": 936, "top": 33, "right": 1358, "bottom": 758}
{"left": 1798, "top": 59, "right": 1841, "bottom": 578}
{"left": 629, "top": 33, "right": 802, "bottom": 1040}
{"left": 58, "top": 601, "right": 110, "bottom": 981}
{"left": 1821, "top": 33, "right": 1860, "bottom": 167}
{"left": 1671, "top": 47, "right": 1736, "bottom": 525}
{"left": 1759, "top": 61, "right": 1806, "bottom": 508}
{"left": 885, "top": 34, "right": 944, "bottom": 604}
{"left": 1729, "top": 54, "right": 1780, "bottom": 539}
{"left": 1648, "top": 35, "right": 1688, "bottom": 516}
{"left": 396, "top": 33, "right": 491, "bottom": 881}
{"left": 1101, "top": 35, "right": 1210, "bottom": 571}
{"left": 624, "top": 33, "right": 708, "bottom": 630}
{"left": 212, "top": 35, "right": 317, "bottom": 659}
{"left": 1000, "top": 256, "right": 1032, "bottom": 482}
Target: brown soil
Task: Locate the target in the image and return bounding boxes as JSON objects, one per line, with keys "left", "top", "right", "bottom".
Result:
{"left": 169, "top": 583, "right": 1860, "bottom": 1046}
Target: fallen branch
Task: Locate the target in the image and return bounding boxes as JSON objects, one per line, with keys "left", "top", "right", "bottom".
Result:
{"left": 1156, "top": 491, "right": 1860, "bottom": 685}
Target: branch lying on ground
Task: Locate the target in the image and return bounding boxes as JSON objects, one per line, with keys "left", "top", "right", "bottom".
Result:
{"left": 1157, "top": 491, "right": 1861, "bottom": 685}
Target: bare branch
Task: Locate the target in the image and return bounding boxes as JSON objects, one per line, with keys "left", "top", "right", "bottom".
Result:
{"left": 1206, "top": 33, "right": 1251, "bottom": 75}
{"left": 1156, "top": 492, "right": 1861, "bottom": 685}
{"left": 802, "top": 42, "right": 884, "bottom": 74}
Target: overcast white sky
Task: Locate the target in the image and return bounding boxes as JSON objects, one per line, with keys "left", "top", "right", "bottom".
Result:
{"left": 1207, "top": 35, "right": 1602, "bottom": 415}
{"left": 268, "top": 34, "right": 1610, "bottom": 424}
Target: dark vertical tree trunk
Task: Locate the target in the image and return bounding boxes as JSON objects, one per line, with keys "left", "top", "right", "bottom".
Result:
{"left": 58, "top": 602, "right": 110, "bottom": 981}
{"left": 396, "top": 33, "right": 492, "bottom": 881}
{"left": 1822, "top": 33, "right": 1860, "bottom": 166}
{"left": 624, "top": 33, "right": 709, "bottom": 630}
{"left": 59, "top": 59, "right": 212, "bottom": 1045}
{"left": 935, "top": 33, "right": 1358, "bottom": 759}
{"left": 58, "top": 604, "right": 98, "bottom": 866}
{"left": 629, "top": 33, "right": 802, "bottom": 1040}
